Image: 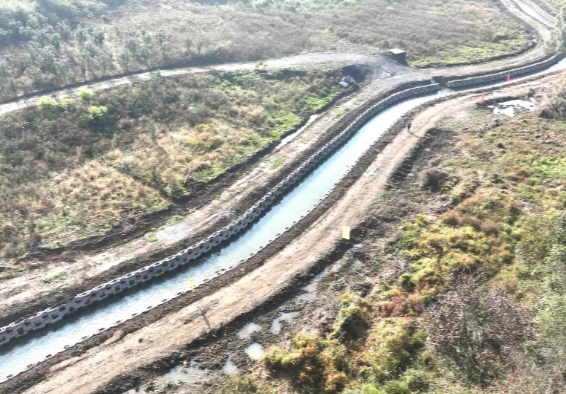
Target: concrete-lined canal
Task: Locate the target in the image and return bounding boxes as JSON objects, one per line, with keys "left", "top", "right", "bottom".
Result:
{"left": 0, "top": 2, "right": 563, "bottom": 381}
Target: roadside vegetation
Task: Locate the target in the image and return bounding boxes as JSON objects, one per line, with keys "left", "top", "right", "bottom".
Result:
{"left": 0, "top": 0, "right": 529, "bottom": 102}
{"left": 216, "top": 84, "right": 566, "bottom": 393}
{"left": 0, "top": 69, "right": 347, "bottom": 258}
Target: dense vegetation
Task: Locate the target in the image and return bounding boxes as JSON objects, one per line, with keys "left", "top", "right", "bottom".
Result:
{"left": 0, "top": 0, "right": 529, "bottom": 102}
{"left": 220, "top": 88, "right": 566, "bottom": 393}
{"left": 0, "top": 69, "right": 346, "bottom": 258}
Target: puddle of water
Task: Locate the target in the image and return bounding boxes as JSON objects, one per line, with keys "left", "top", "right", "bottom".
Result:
{"left": 244, "top": 342, "right": 265, "bottom": 361}
{"left": 222, "top": 359, "right": 238, "bottom": 375}
{"left": 237, "top": 322, "right": 262, "bottom": 339}
{"left": 161, "top": 365, "right": 209, "bottom": 384}
{"left": 492, "top": 99, "right": 536, "bottom": 117}
{"left": 296, "top": 269, "right": 326, "bottom": 303}
{"left": 271, "top": 311, "right": 300, "bottom": 335}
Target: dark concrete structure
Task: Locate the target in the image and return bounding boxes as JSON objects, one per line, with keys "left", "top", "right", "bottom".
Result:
{"left": 388, "top": 49, "right": 407, "bottom": 66}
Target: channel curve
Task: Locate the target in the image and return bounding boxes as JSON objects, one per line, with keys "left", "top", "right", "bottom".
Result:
{"left": 0, "top": 83, "right": 441, "bottom": 351}
{"left": 0, "top": 0, "right": 562, "bottom": 384}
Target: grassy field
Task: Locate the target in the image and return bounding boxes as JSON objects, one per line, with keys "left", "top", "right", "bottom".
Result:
{"left": 218, "top": 89, "right": 566, "bottom": 393}
{"left": 0, "top": 69, "right": 347, "bottom": 258}
{"left": 0, "top": 0, "right": 530, "bottom": 102}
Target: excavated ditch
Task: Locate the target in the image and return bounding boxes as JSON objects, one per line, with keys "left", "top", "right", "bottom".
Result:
{"left": 0, "top": 1, "right": 561, "bottom": 390}
{"left": 3, "top": 61, "right": 566, "bottom": 394}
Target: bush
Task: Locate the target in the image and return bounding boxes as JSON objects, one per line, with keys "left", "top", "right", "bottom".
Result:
{"left": 38, "top": 97, "right": 69, "bottom": 119}
{"left": 419, "top": 168, "right": 449, "bottom": 191}
{"left": 79, "top": 90, "right": 94, "bottom": 101}
{"left": 263, "top": 334, "right": 349, "bottom": 393}
{"left": 85, "top": 105, "right": 109, "bottom": 126}
{"left": 361, "top": 318, "right": 424, "bottom": 382}
{"left": 331, "top": 293, "right": 371, "bottom": 341}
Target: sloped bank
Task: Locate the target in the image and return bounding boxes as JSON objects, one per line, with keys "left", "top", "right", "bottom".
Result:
{"left": 445, "top": 54, "right": 561, "bottom": 87}
{"left": 2, "top": 54, "right": 565, "bottom": 394}
{"left": 0, "top": 83, "right": 440, "bottom": 348}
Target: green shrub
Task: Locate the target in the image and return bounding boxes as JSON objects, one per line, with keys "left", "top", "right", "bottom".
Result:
{"left": 79, "top": 90, "right": 94, "bottom": 101}
{"left": 263, "top": 334, "right": 349, "bottom": 393}
{"left": 331, "top": 293, "right": 371, "bottom": 341}
{"left": 85, "top": 105, "right": 109, "bottom": 126}
{"left": 39, "top": 97, "right": 69, "bottom": 119}
{"left": 362, "top": 318, "right": 424, "bottom": 382}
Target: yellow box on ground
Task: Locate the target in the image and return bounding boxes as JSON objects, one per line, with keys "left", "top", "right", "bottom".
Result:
{"left": 343, "top": 226, "right": 351, "bottom": 240}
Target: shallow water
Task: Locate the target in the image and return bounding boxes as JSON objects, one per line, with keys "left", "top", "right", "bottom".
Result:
{"left": 244, "top": 342, "right": 266, "bottom": 361}
{"left": 492, "top": 99, "right": 536, "bottom": 117}
{"left": 222, "top": 359, "right": 238, "bottom": 375}
{"left": 122, "top": 365, "right": 211, "bottom": 394}
{"left": 271, "top": 312, "right": 301, "bottom": 335}
{"left": 237, "top": 322, "right": 262, "bottom": 339}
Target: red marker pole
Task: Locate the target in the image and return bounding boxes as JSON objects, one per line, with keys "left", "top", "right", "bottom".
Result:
{"left": 506, "top": 74, "right": 511, "bottom": 82}
{"left": 481, "top": 93, "right": 485, "bottom": 101}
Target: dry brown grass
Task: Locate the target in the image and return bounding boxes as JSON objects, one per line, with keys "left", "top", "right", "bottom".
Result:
{"left": 0, "top": 0, "right": 530, "bottom": 102}
{"left": 0, "top": 69, "right": 346, "bottom": 258}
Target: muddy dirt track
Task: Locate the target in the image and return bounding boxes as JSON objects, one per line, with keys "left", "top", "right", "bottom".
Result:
{"left": 0, "top": 0, "right": 558, "bottom": 392}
